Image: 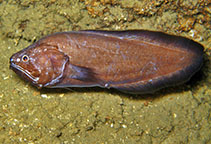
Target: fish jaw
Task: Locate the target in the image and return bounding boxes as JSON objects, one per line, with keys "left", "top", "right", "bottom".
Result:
{"left": 10, "top": 59, "right": 42, "bottom": 88}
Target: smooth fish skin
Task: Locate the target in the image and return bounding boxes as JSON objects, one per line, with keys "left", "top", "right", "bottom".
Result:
{"left": 10, "top": 30, "right": 204, "bottom": 94}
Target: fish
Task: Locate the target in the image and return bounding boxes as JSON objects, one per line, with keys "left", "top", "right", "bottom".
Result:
{"left": 9, "top": 30, "right": 204, "bottom": 94}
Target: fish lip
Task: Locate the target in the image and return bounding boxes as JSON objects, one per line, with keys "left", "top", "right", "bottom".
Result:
{"left": 10, "top": 56, "right": 14, "bottom": 63}
{"left": 10, "top": 62, "right": 41, "bottom": 87}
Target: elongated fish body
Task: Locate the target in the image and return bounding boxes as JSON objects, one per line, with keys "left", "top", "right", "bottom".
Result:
{"left": 10, "top": 30, "right": 204, "bottom": 94}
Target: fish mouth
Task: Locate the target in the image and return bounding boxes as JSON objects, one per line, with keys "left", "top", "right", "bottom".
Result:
{"left": 10, "top": 62, "right": 40, "bottom": 87}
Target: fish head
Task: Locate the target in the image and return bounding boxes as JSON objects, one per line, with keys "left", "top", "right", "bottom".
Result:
{"left": 10, "top": 43, "right": 69, "bottom": 88}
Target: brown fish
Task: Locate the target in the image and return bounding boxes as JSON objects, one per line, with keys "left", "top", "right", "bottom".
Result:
{"left": 10, "top": 30, "right": 204, "bottom": 94}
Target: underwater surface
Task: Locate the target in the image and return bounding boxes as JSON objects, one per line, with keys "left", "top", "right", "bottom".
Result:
{"left": 0, "top": 0, "right": 210, "bottom": 143}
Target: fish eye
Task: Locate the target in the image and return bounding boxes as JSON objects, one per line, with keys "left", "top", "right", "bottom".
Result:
{"left": 22, "top": 55, "right": 29, "bottom": 62}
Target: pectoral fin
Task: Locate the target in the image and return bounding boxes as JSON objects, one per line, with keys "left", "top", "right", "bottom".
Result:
{"left": 70, "top": 64, "right": 99, "bottom": 82}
